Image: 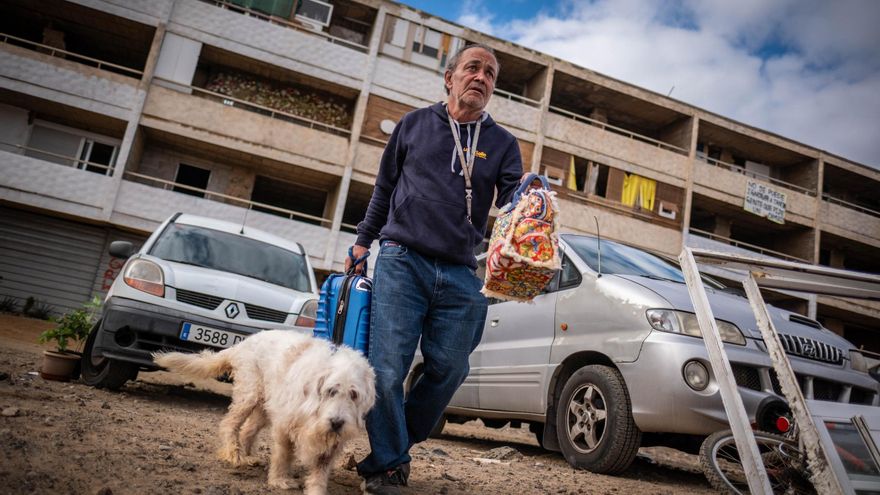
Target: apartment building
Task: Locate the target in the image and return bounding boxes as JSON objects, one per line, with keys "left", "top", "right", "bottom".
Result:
{"left": 1, "top": 0, "right": 878, "bottom": 351}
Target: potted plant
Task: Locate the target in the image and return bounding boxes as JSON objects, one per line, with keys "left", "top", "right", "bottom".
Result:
{"left": 38, "top": 296, "right": 102, "bottom": 381}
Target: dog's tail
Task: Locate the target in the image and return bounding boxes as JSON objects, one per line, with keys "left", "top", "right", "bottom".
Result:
{"left": 153, "top": 348, "right": 233, "bottom": 379}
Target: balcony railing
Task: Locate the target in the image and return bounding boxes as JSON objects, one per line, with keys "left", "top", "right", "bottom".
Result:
{"left": 0, "top": 32, "right": 143, "bottom": 78}
{"left": 698, "top": 155, "right": 817, "bottom": 197}
{"left": 124, "top": 171, "right": 332, "bottom": 225}
{"left": 493, "top": 88, "right": 541, "bottom": 108}
{"left": 822, "top": 193, "right": 880, "bottom": 218}
{"left": 689, "top": 227, "right": 810, "bottom": 263}
{"left": 0, "top": 141, "right": 115, "bottom": 175}
{"left": 548, "top": 105, "right": 690, "bottom": 156}
{"left": 199, "top": 0, "right": 369, "bottom": 53}
{"left": 156, "top": 79, "right": 353, "bottom": 138}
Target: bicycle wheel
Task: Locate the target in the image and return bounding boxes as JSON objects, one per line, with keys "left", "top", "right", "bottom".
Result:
{"left": 699, "top": 429, "right": 816, "bottom": 495}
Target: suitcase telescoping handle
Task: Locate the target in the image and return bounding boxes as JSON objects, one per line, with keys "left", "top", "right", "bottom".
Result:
{"left": 512, "top": 173, "right": 551, "bottom": 205}
{"left": 347, "top": 246, "right": 370, "bottom": 275}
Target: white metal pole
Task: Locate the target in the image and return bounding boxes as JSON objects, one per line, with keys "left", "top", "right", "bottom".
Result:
{"left": 742, "top": 274, "right": 846, "bottom": 494}
{"left": 679, "top": 248, "right": 772, "bottom": 494}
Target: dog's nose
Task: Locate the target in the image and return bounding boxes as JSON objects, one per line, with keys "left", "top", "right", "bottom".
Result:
{"left": 330, "top": 418, "right": 345, "bottom": 432}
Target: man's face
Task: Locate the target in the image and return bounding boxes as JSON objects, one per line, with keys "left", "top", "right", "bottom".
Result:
{"left": 445, "top": 47, "right": 498, "bottom": 112}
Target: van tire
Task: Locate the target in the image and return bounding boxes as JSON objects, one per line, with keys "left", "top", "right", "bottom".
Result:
{"left": 556, "top": 365, "right": 641, "bottom": 474}
{"left": 80, "top": 322, "right": 138, "bottom": 390}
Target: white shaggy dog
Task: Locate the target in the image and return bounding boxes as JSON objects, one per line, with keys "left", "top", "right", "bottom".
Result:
{"left": 153, "top": 330, "right": 375, "bottom": 494}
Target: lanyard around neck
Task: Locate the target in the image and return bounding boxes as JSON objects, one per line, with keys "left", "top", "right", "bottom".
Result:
{"left": 447, "top": 113, "right": 481, "bottom": 224}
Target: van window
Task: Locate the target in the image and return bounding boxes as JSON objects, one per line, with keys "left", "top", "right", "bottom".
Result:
{"left": 563, "top": 234, "right": 724, "bottom": 289}
{"left": 150, "top": 224, "right": 312, "bottom": 292}
{"left": 559, "top": 254, "right": 582, "bottom": 289}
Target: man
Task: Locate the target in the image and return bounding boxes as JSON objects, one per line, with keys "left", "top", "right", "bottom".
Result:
{"left": 348, "top": 43, "right": 523, "bottom": 494}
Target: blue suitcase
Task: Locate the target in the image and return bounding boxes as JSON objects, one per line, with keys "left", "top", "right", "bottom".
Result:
{"left": 313, "top": 248, "right": 371, "bottom": 354}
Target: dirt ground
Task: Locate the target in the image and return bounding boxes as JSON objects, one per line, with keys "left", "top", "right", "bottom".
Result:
{"left": 0, "top": 313, "right": 718, "bottom": 494}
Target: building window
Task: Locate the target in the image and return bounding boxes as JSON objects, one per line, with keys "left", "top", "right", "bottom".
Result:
{"left": 381, "top": 15, "right": 461, "bottom": 71}
{"left": 25, "top": 122, "right": 118, "bottom": 175}
{"left": 173, "top": 164, "right": 210, "bottom": 198}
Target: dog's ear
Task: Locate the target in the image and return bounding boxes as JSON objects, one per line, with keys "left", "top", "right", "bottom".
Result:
{"left": 305, "top": 370, "right": 328, "bottom": 398}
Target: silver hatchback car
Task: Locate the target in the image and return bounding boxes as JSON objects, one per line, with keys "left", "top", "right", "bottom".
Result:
{"left": 410, "top": 233, "right": 879, "bottom": 474}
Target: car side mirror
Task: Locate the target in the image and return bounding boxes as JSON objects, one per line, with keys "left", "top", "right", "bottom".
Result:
{"left": 109, "top": 241, "right": 134, "bottom": 258}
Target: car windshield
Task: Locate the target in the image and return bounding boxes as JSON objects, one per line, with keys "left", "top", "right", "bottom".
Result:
{"left": 149, "top": 223, "right": 311, "bottom": 292}
{"left": 564, "top": 234, "right": 720, "bottom": 287}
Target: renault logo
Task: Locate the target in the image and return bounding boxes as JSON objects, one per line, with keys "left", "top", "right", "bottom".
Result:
{"left": 225, "top": 302, "right": 240, "bottom": 319}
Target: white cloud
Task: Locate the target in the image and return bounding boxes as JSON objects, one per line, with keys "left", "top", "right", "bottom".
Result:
{"left": 456, "top": 0, "right": 880, "bottom": 168}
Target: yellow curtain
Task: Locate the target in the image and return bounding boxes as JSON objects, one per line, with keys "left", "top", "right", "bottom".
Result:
{"left": 639, "top": 176, "right": 656, "bottom": 211}
{"left": 567, "top": 155, "right": 577, "bottom": 190}
{"left": 621, "top": 174, "right": 639, "bottom": 206}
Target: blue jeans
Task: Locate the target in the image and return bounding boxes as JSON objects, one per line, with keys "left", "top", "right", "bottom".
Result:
{"left": 357, "top": 241, "right": 487, "bottom": 476}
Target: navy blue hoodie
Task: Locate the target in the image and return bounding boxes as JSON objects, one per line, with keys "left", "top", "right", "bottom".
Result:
{"left": 356, "top": 102, "right": 523, "bottom": 268}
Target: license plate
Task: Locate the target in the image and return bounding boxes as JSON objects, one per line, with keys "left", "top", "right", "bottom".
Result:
{"left": 180, "top": 322, "right": 246, "bottom": 349}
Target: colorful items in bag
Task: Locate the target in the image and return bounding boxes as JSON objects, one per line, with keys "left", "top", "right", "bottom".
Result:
{"left": 482, "top": 174, "right": 560, "bottom": 302}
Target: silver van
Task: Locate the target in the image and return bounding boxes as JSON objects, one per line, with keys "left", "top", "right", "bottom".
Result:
{"left": 412, "top": 233, "right": 879, "bottom": 474}
{"left": 81, "top": 213, "right": 318, "bottom": 390}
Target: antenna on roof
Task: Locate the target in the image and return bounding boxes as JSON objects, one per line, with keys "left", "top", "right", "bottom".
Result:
{"left": 594, "top": 216, "right": 602, "bottom": 278}
{"left": 240, "top": 207, "right": 250, "bottom": 235}
{"left": 667, "top": 85, "right": 675, "bottom": 97}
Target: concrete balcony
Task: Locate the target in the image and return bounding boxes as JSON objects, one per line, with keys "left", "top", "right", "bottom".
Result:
{"left": 820, "top": 198, "right": 880, "bottom": 248}
{"left": 142, "top": 84, "right": 350, "bottom": 175}
{"left": 544, "top": 110, "right": 690, "bottom": 180}
{"left": 112, "top": 175, "right": 332, "bottom": 266}
{"left": 486, "top": 91, "right": 541, "bottom": 134}
{"left": 0, "top": 149, "right": 115, "bottom": 221}
{"left": 353, "top": 140, "right": 384, "bottom": 181}
{"left": 0, "top": 36, "right": 142, "bottom": 120}
{"left": 69, "top": 0, "right": 173, "bottom": 25}
{"left": 687, "top": 228, "right": 810, "bottom": 264}
{"left": 556, "top": 196, "right": 682, "bottom": 256}
{"left": 171, "top": 0, "right": 368, "bottom": 89}
{"left": 693, "top": 159, "right": 817, "bottom": 224}
{"left": 372, "top": 56, "right": 445, "bottom": 104}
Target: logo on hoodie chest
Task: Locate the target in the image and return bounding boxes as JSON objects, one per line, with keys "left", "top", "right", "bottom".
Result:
{"left": 463, "top": 147, "right": 487, "bottom": 159}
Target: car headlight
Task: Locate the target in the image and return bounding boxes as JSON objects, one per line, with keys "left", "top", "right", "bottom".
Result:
{"left": 295, "top": 299, "right": 318, "bottom": 328}
{"left": 850, "top": 350, "right": 868, "bottom": 372}
{"left": 123, "top": 258, "right": 165, "bottom": 297}
{"left": 646, "top": 309, "right": 745, "bottom": 345}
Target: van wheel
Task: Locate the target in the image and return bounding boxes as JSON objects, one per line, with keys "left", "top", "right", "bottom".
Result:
{"left": 556, "top": 365, "right": 641, "bottom": 474}
{"left": 80, "top": 322, "right": 138, "bottom": 390}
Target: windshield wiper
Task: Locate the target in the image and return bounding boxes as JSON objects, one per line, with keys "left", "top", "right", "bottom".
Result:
{"left": 640, "top": 274, "right": 684, "bottom": 284}
{"left": 166, "top": 259, "right": 212, "bottom": 269}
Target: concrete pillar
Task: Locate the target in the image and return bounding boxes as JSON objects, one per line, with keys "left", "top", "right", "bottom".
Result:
{"left": 321, "top": 7, "right": 387, "bottom": 271}
{"left": 103, "top": 16, "right": 170, "bottom": 220}
{"left": 713, "top": 216, "right": 733, "bottom": 239}
{"left": 530, "top": 62, "right": 555, "bottom": 174}
{"left": 813, "top": 155, "right": 825, "bottom": 264}
{"left": 680, "top": 116, "right": 700, "bottom": 248}
{"left": 829, "top": 249, "right": 846, "bottom": 269}
{"left": 589, "top": 107, "right": 608, "bottom": 124}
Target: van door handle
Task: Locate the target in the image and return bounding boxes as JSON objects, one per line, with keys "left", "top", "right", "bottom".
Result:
{"left": 490, "top": 317, "right": 500, "bottom": 327}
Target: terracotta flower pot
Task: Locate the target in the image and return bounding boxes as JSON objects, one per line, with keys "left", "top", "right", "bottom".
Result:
{"left": 40, "top": 350, "right": 81, "bottom": 382}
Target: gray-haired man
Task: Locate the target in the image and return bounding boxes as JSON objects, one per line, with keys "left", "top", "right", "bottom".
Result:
{"left": 348, "top": 43, "right": 523, "bottom": 494}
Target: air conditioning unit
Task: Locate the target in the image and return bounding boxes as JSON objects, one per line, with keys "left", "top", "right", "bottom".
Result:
{"left": 295, "top": 0, "right": 333, "bottom": 29}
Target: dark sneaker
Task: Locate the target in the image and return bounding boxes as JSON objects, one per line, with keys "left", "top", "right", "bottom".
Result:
{"left": 361, "top": 463, "right": 410, "bottom": 494}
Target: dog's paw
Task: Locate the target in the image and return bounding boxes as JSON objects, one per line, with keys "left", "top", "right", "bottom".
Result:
{"left": 267, "top": 477, "right": 301, "bottom": 490}
{"left": 217, "top": 446, "right": 246, "bottom": 467}
{"left": 243, "top": 455, "right": 263, "bottom": 467}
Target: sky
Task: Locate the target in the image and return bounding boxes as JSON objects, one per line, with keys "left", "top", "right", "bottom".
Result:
{"left": 400, "top": 0, "right": 880, "bottom": 169}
